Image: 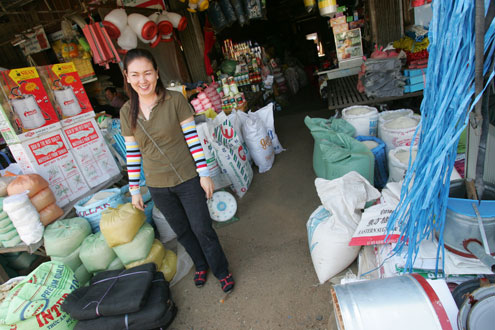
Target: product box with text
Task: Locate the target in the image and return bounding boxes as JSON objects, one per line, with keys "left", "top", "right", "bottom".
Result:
{"left": 8, "top": 130, "right": 90, "bottom": 207}
{"left": 0, "top": 67, "right": 61, "bottom": 144}
{"left": 38, "top": 62, "right": 95, "bottom": 126}
{"left": 62, "top": 118, "right": 120, "bottom": 187}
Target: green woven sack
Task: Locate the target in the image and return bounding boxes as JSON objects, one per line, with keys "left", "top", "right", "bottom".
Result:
{"left": 79, "top": 231, "right": 116, "bottom": 273}
{"left": 0, "top": 223, "right": 14, "bottom": 234}
{"left": 317, "top": 132, "right": 375, "bottom": 184}
{"left": 51, "top": 246, "right": 82, "bottom": 272}
{"left": 112, "top": 223, "right": 154, "bottom": 265}
{"left": 44, "top": 217, "right": 91, "bottom": 258}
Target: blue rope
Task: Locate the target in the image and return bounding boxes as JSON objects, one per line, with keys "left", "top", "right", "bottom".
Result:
{"left": 386, "top": 0, "right": 495, "bottom": 274}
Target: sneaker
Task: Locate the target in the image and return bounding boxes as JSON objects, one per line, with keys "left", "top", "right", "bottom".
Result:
{"left": 219, "top": 273, "right": 235, "bottom": 293}
{"left": 194, "top": 270, "right": 208, "bottom": 287}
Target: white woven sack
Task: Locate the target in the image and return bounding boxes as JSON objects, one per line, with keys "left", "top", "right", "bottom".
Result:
{"left": 250, "top": 103, "right": 285, "bottom": 154}
{"left": 377, "top": 109, "right": 414, "bottom": 139}
{"left": 342, "top": 105, "right": 379, "bottom": 137}
{"left": 380, "top": 114, "right": 421, "bottom": 153}
{"left": 239, "top": 111, "right": 275, "bottom": 173}
{"left": 152, "top": 206, "right": 177, "bottom": 244}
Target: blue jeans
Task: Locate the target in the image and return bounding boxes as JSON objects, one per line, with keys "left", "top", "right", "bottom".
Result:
{"left": 148, "top": 177, "right": 230, "bottom": 279}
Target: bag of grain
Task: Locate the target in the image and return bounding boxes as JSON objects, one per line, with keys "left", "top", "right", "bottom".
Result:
{"left": 74, "top": 264, "right": 91, "bottom": 287}
{"left": 239, "top": 111, "right": 275, "bottom": 173}
{"left": 0, "top": 261, "right": 78, "bottom": 330}
{"left": 51, "top": 246, "right": 82, "bottom": 272}
{"left": 39, "top": 203, "right": 64, "bottom": 226}
{"left": 6, "top": 174, "right": 48, "bottom": 198}
{"left": 125, "top": 239, "right": 165, "bottom": 269}
{"left": 342, "top": 105, "right": 379, "bottom": 137}
{"left": 0, "top": 177, "right": 15, "bottom": 197}
{"left": 30, "top": 187, "right": 56, "bottom": 211}
{"left": 159, "top": 248, "right": 178, "bottom": 282}
{"left": 100, "top": 203, "right": 145, "bottom": 247}
{"left": 388, "top": 146, "right": 418, "bottom": 182}
{"left": 43, "top": 217, "right": 91, "bottom": 258}
{"left": 112, "top": 223, "right": 154, "bottom": 265}
{"left": 380, "top": 114, "right": 421, "bottom": 153}
{"left": 79, "top": 231, "right": 117, "bottom": 273}
{"left": 74, "top": 188, "right": 125, "bottom": 233}
{"left": 377, "top": 109, "right": 414, "bottom": 139}
{"left": 250, "top": 103, "right": 285, "bottom": 154}
{"left": 106, "top": 257, "right": 124, "bottom": 271}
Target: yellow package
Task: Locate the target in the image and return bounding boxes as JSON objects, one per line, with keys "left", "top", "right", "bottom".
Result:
{"left": 159, "top": 249, "right": 178, "bottom": 282}
{"left": 100, "top": 203, "right": 145, "bottom": 247}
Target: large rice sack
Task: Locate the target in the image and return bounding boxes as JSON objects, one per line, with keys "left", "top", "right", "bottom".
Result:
{"left": 6, "top": 174, "right": 48, "bottom": 198}
{"left": 238, "top": 111, "right": 275, "bottom": 173}
{"left": 112, "top": 223, "right": 154, "bottom": 265}
{"left": 251, "top": 103, "right": 285, "bottom": 154}
{"left": 342, "top": 105, "right": 379, "bottom": 137}
{"left": 44, "top": 217, "right": 91, "bottom": 257}
{"left": 3, "top": 192, "right": 43, "bottom": 245}
{"left": 51, "top": 246, "right": 82, "bottom": 272}
{"left": 377, "top": 109, "right": 413, "bottom": 139}
{"left": 30, "top": 187, "right": 56, "bottom": 212}
{"left": 208, "top": 112, "right": 253, "bottom": 198}
{"left": 196, "top": 122, "right": 222, "bottom": 177}
{"left": 380, "top": 114, "right": 421, "bottom": 153}
{"left": 0, "top": 261, "right": 78, "bottom": 330}
{"left": 100, "top": 203, "right": 145, "bottom": 247}
{"left": 79, "top": 231, "right": 117, "bottom": 273}
{"left": 316, "top": 132, "right": 375, "bottom": 185}
{"left": 74, "top": 188, "right": 125, "bottom": 233}
{"left": 227, "top": 111, "right": 252, "bottom": 164}
{"left": 125, "top": 239, "right": 165, "bottom": 269}
{"left": 39, "top": 203, "right": 64, "bottom": 226}
{"left": 388, "top": 146, "right": 418, "bottom": 182}
{"left": 74, "top": 264, "right": 91, "bottom": 287}
{"left": 159, "top": 249, "right": 178, "bottom": 282}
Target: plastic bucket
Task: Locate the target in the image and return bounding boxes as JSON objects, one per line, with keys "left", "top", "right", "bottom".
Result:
{"left": 331, "top": 274, "right": 454, "bottom": 330}
{"left": 342, "top": 105, "right": 378, "bottom": 137}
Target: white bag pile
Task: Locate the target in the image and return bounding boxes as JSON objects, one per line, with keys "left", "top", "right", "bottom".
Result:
{"left": 43, "top": 217, "right": 92, "bottom": 285}
{"left": 3, "top": 192, "right": 44, "bottom": 246}
{"left": 0, "top": 198, "right": 22, "bottom": 248}
{"left": 306, "top": 172, "right": 380, "bottom": 284}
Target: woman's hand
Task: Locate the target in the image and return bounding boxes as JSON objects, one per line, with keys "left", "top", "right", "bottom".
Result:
{"left": 131, "top": 193, "right": 145, "bottom": 211}
{"left": 200, "top": 176, "right": 215, "bottom": 199}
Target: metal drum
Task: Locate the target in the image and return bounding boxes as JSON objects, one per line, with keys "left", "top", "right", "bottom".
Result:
{"left": 331, "top": 274, "right": 453, "bottom": 330}
{"left": 443, "top": 180, "right": 495, "bottom": 258}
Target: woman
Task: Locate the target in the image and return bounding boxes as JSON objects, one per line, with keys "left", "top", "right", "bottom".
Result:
{"left": 120, "top": 49, "right": 234, "bottom": 293}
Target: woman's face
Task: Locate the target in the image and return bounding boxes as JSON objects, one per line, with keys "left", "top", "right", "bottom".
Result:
{"left": 125, "top": 57, "right": 158, "bottom": 98}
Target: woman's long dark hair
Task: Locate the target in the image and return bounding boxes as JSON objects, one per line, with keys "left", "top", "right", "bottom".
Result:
{"left": 123, "top": 48, "right": 166, "bottom": 130}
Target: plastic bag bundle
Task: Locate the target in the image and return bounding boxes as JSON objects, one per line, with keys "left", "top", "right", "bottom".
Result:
{"left": 100, "top": 203, "right": 145, "bottom": 247}
{"left": 0, "top": 199, "right": 20, "bottom": 248}
{"left": 79, "top": 231, "right": 117, "bottom": 273}
{"left": 238, "top": 111, "right": 275, "bottom": 173}
{"left": 386, "top": 0, "right": 495, "bottom": 273}
{"left": 75, "top": 188, "right": 125, "bottom": 233}
{"left": 0, "top": 262, "right": 78, "bottom": 330}
{"left": 125, "top": 239, "right": 165, "bottom": 269}
{"left": 112, "top": 222, "right": 155, "bottom": 265}
{"left": 3, "top": 192, "right": 43, "bottom": 245}
{"left": 44, "top": 217, "right": 91, "bottom": 257}
{"left": 6, "top": 174, "right": 48, "bottom": 198}
{"left": 251, "top": 103, "right": 285, "bottom": 154}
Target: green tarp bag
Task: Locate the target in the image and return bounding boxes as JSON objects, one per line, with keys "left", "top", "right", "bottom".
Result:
{"left": 0, "top": 261, "right": 78, "bottom": 330}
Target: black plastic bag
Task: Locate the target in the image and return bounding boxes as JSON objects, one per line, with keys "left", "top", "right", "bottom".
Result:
{"left": 219, "top": 0, "right": 238, "bottom": 26}
{"left": 208, "top": 1, "right": 229, "bottom": 32}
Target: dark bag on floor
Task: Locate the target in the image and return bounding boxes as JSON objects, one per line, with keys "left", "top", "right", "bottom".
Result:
{"left": 62, "top": 263, "right": 156, "bottom": 320}
{"left": 74, "top": 272, "right": 177, "bottom": 330}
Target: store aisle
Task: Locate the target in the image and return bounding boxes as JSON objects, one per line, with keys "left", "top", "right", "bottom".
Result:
{"left": 170, "top": 87, "right": 338, "bottom": 329}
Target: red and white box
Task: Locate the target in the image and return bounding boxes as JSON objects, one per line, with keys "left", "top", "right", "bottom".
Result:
{"left": 0, "top": 66, "right": 61, "bottom": 144}
{"left": 9, "top": 130, "right": 90, "bottom": 207}
{"left": 38, "top": 62, "right": 95, "bottom": 126}
{"left": 62, "top": 118, "right": 120, "bottom": 187}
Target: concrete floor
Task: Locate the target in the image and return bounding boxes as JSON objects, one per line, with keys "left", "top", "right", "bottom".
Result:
{"left": 169, "top": 86, "right": 340, "bottom": 329}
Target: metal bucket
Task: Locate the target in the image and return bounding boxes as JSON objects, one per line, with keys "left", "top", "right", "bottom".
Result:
{"left": 331, "top": 274, "right": 453, "bottom": 330}
{"left": 443, "top": 180, "right": 495, "bottom": 258}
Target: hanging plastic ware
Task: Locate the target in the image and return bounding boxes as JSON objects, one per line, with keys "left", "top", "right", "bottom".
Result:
{"left": 219, "top": 0, "right": 238, "bottom": 26}
{"left": 164, "top": 11, "right": 187, "bottom": 31}
{"left": 304, "top": 0, "right": 316, "bottom": 13}
{"left": 318, "top": 0, "right": 337, "bottom": 17}
{"left": 127, "top": 13, "right": 158, "bottom": 42}
{"left": 117, "top": 25, "right": 138, "bottom": 51}
{"left": 356, "top": 136, "right": 388, "bottom": 189}
{"left": 102, "top": 8, "right": 128, "bottom": 39}
{"left": 207, "top": 1, "right": 228, "bottom": 32}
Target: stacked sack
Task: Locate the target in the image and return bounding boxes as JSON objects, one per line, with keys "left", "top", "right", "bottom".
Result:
{"left": 44, "top": 217, "right": 92, "bottom": 286}
{"left": 7, "top": 174, "right": 63, "bottom": 226}
{"left": 121, "top": 184, "right": 154, "bottom": 225}
{"left": 79, "top": 231, "right": 124, "bottom": 275}
{"left": 0, "top": 197, "right": 22, "bottom": 248}
{"left": 100, "top": 203, "right": 177, "bottom": 282}
{"left": 0, "top": 261, "right": 79, "bottom": 330}
{"left": 74, "top": 188, "right": 124, "bottom": 233}
{"left": 3, "top": 191, "right": 44, "bottom": 246}
{"left": 61, "top": 263, "right": 177, "bottom": 329}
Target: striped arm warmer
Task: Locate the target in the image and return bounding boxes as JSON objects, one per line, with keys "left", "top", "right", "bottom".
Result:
{"left": 181, "top": 121, "right": 210, "bottom": 177}
{"left": 125, "top": 141, "right": 142, "bottom": 196}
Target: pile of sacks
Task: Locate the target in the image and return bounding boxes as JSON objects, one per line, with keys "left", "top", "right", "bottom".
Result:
{"left": 61, "top": 263, "right": 177, "bottom": 329}
{"left": 44, "top": 217, "right": 93, "bottom": 286}
{"left": 100, "top": 203, "right": 177, "bottom": 282}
